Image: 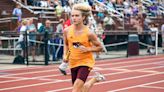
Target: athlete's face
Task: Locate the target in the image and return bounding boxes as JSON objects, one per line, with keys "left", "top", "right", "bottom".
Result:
{"left": 71, "top": 9, "right": 85, "bottom": 25}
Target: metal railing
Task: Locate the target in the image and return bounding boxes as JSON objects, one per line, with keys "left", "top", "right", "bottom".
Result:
{"left": 0, "top": 17, "right": 17, "bottom": 23}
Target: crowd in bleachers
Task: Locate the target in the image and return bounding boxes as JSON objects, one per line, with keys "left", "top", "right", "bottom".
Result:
{"left": 13, "top": 0, "right": 163, "bottom": 32}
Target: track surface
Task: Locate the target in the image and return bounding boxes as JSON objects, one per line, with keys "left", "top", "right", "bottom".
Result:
{"left": 0, "top": 55, "right": 164, "bottom": 92}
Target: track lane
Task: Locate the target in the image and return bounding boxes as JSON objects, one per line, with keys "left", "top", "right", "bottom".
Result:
{"left": 0, "top": 55, "right": 164, "bottom": 92}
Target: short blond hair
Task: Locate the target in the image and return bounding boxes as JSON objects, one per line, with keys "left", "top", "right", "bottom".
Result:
{"left": 72, "top": 3, "right": 91, "bottom": 17}
{"left": 21, "top": 19, "right": 28, "bottom": 25}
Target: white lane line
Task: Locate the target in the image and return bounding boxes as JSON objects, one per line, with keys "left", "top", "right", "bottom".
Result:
{"left": 98, "top": 72, "right": 164, "bottom": 85}
{"left": 98, "top": 56, "right": 164, "bottom": 65}
{"left": 96, "top": 60, "right": 164, "bottom": 72}
{"left": 94, "top": 67, "right": 104, "bottom": 70}
{"left": 1, "top": 64, "right": 164, "bottom": 84}
{"left": 96, "top": 58, "right": 164, "bottom": 67}
{"left": 0, "top": 57, "right": 163, "bottom": 90}
{"left": 0, "top": 65, "right": 58, "bottom": 72}
{"left": 1, "top": 55, "right": 163, "bottom": 72}
{"left": 97, "top": 55, "right": 164, "bottom": 63}
{"left": 111, "top": 61, "right": 163, "bottom": 69}
{"left": 16, "top": 64, "right": 164, "bottom": 81}
{"left": 142, "top": 85, "right": 164, "bottom": 90}
{"left": 0, "top": 80, "right": 63, "bottom": 91}
{"left": 107, "top": 80, "right": 164, "bottom": 92}
{"left": 107, "top": 65, "right": 164, "bottom": 74}
{"left": 0, "top": 78, "right": 33, "bottom": 84}
{"left": 0, "top": 76, "right": 57, "bottom": 84}
{"left": 0, "top": 67, "right": 164, "bottom": 91}
{"left": 1, "top": 56, "right": 164, "bottom": 74}
{"left": 46, "top": 72, "right": 164, "bottom": 92}
{"left": 1, "top": 57, "right": 164, "bottom": 78}
{"left": 0, "top": 56, "right": 145, "bottom": 72}
{"left": 0, "top": 69, "right": 62, "bottom": 77}
{"left": 136, "top": 70, "right": 159, "bottom": 73}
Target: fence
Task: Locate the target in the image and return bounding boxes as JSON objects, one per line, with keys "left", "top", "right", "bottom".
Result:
{"left": 0, "top": 30, "right": 164, "bottom": 65}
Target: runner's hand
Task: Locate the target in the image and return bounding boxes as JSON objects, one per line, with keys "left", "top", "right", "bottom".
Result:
{"left": 79, "top": 46, "right": 90, "bottom": 53}
{"left": 63, "top": 51, "right": 70, "bottom": 63}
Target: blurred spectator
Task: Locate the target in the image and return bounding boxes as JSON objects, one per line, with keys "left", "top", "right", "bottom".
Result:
{"left": 142, "top": 14, "right": 152, "bottom": 31}
{"left": 46, "top": 0, "right": 53, "bottom": 7}
{"left": 111, "top": 0, "right": 117, "bottom": 9}
{"left": 116, "top": 0, "right": 123, "bottom": 5}
{"left": 52, "top": 19, "right": 64, "bottom": 61}
{"left": 142, "top": 14, "right": 154, "bottom": 54}
{"left": 95, "top": 4, "right": 104, "bottom": 21}
{"left": 105, "top": 0, "right": 115, "bottom": 10}
{"left": 27, "top": 18, "right": 37, "bottom": 61}
{"left": 52, "top": 34, "right": 63, "bottom": 61}
{"left": 60, "top": 0, "right": 67, "bottom": 7}
{"left": 148, "top": 23, "right": 158, "bottom": 54}
{"left": 95, "top": 22, "right": 104, "bottom": 39}
{"left": 52, "top": 0, "right": 59, "bottom": 8}
{"left": 124, "top": 6, "right": 133, "bottom": 23}
{"left": 95, "top": 21, "right": 104, "bottom": 58}
{"left": 33, "top": 0, "right": 41, "bottom": 6}
{"left": 103, "top": 13, "right": 115, "bottom": 31}
{"left": 44, "top": 20, "right": 53, "bottom": 61}
{"left": 37, "top": 22, "right": 44, "bottom": 33}
{"left": 132, "top": 4, "right": 139, "bottom": 16}
{"left": 88, "top": 0, "right": 94, "bottom": 6}
{"left": 40, "top": 0, "right": 49, "bottom": 7}
{"left": 63, "top": 1, "right": 71, "bottom": 16}
{"left": 63, "top": 14, "right": 71, "bottom": 29}
{"left": 56, "top": 19, "right": 64, "bottom": 33}
{"left": 130, "top": 15, "right": 142, "bottom": 33}
{"left": 149, "top": 3, "right": 158, "bottom": 17}
{"left": 12, "top": 4, "right": 22, "bottom": 30}
{"left": 55, "top": 2, "right": 64, "bottom": 18}
{"left": 137, "top": 2, "right": 144, "bottom": 15}
{"left": 16, "top": 19, "right": 28, "bottom": 57}
{"left": 150, "top": 23, "right": 158, "bottom": 45}
{"left": 123, "top": 0, "right": 130, "bottom": 9}
{"left": 44, "top": 20, "right": 53, "bottom": 33}
{"left": 38, "top": 20, "right": 53, "bottom": 55}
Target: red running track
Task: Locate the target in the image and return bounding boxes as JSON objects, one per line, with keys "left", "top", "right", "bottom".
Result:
{"left": 0, "top": 55, "right": 164, "bottom": 92}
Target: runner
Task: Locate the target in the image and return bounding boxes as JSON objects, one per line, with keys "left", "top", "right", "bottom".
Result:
{"left": 62, "top": 3, "right": 105, "bottom": 92}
